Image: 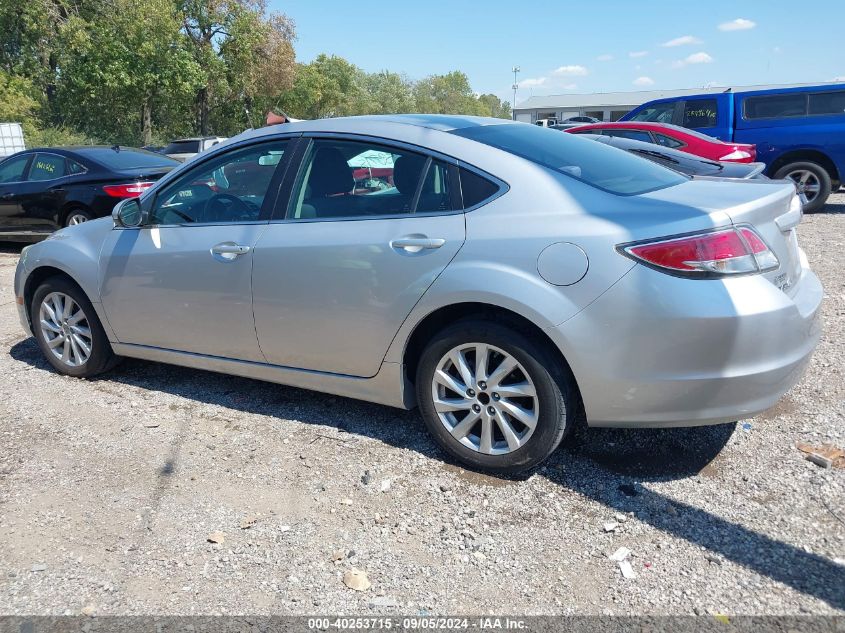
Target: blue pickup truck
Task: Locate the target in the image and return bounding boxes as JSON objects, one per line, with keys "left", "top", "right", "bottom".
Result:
{"left": 621, "top": 84, "right": 845, "bottom": 211}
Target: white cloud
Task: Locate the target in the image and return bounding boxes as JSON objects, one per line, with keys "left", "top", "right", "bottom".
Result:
{"left": 672, "top": 51, "right": 714, "bottom": 68}
{"left": 718, "top": 18, "right": 756, "bottom": 31}
{"left": 629, "top": 51, "right": 648, "bottom": 58}
{"left": 519, "top": 77, "right": 547, "bottom": 88}
{"left": 633, "top": 76, "right": 655, "bottom": 87}
{"left": 597, "top": 54, "right": 614, "bottom": 62}
{"left": 553, "top": 64, "right": 589, "bottom": 76}
{"left": 662, "top": 35, "right": 702, "bottom": 47}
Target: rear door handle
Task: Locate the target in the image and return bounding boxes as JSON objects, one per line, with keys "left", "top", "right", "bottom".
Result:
{"left": 390, "top": 237, "right": 446, "bottom": 253}
{"left": 211, "top": 242, "right": 251, "bottom": 261}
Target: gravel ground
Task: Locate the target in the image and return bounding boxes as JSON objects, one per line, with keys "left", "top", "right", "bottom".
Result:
{"left": 0, "top": 193, "right": 843, "bottom": 617}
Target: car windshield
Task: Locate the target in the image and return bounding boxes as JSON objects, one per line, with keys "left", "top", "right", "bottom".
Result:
{"left": 75, "top": 147, "right": 177, "bottom": 170}
{"left": 451, "top": 123, "right": 687, "bottom": 195}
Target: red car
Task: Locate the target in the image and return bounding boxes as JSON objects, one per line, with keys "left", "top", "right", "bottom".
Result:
{"left": 566, "top": 122, "right": 757, "bottom": 163}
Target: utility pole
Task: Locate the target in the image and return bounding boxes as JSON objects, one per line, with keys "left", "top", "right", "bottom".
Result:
{"left": 511, "top": 66, "right": 520, "bottom": 120}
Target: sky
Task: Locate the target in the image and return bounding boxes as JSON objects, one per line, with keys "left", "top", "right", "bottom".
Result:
{"left": 270, "top": 0, "right": 845, "bottom": 106}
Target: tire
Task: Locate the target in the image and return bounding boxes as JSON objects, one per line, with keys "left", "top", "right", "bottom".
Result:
{"left": 773, "top": 161, "right": 832, "bottom": 213}
{"left": 63, "top": 208, "right": 96, "bottom": 227}
{"left": 31, "top": 276, "right": 117, "bottom": 378}
{"left": 416, "top": 319, "right": 577, "bottom": 475}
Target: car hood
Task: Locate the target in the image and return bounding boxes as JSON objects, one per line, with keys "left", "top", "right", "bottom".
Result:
{"left": 41, "top": 216, "right": 115, "bottom": 252}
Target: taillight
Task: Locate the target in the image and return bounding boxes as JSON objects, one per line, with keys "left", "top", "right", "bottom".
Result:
{"left": 103, "top": 182, "right": 154, "bottom": 198}
{"left": 719, "top": 149, "right": 754, "bottom": 162}
{"left": 620, "top": 226, "right": 779, "bottom": 277}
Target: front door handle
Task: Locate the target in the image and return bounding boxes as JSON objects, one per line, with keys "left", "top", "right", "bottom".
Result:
{"left": 211, "top": 241, "right": 251, "bottom": 261}
{"left": 390, "top": 236, "right": 446, "bottom": 253}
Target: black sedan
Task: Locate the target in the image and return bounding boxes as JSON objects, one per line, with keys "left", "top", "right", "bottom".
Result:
{"left": 577, "top": 133, "right": 767, "bottom": 179}
{"left": 0, "top": 146, "right": 178, "bottom": 241}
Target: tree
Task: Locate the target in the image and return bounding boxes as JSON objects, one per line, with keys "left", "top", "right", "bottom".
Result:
{"left": 56, "top": 0, "right": 202, "bottom": 144}
{"left": 477, "top": 94, "right": 511, "bottom": 119}
{"left": 414, "top": 71, "right": 487, "bottom": 116}
{"left": 179, "top": 0, "right": 296, "bottom": 134}
{"left": 360, "top": 71, "right": 415, "bottom": 114}
{"left": 280, "top": 54, "right": 364, "bottom": 119}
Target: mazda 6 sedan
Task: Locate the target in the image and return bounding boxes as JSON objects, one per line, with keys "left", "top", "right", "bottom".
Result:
{"left": 13, "top": 115, "right": 823, "bottom": 474}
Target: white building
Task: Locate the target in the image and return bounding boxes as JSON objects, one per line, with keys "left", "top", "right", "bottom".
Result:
{"left": 512, "top": 83, "right": 834, "bottom": 124}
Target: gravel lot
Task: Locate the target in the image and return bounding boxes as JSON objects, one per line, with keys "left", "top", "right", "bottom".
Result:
{"left": 0, "top": 193, "right": 843, "bottom": 617}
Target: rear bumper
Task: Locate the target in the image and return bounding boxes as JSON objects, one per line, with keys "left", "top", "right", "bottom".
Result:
{"left": 550, "top": 261, "right": 823, "bottom": 427}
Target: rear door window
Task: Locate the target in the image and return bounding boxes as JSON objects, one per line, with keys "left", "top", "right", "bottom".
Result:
{"left": 28, "top": 153, "right": 66, "bottom": 181}
{"left": 628, "top": 101, "right": 677, "bottom": 124}
{"left": 288, "top": 139, "right": 457, "bottom": 220}
{"left": 744, "top": 94, "right": 807, "bottom": 119}
{"left": 808, "top": 91, "right": 845, "bottom": 115}
{"left": 682, "top": 99, "right": 718, "bottom": 128}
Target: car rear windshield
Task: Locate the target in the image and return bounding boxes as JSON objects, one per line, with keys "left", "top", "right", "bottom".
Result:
{"left": 163, "top": 140, "right": 201, "bottom": 154}
{"left": 450, "top": 123, "right": 687, "bottom": 195}
{"left": 75, "top": 147, "right": 176, "bottom": 170}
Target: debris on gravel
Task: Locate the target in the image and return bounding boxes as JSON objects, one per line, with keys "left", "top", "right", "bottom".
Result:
{"left": 0, "top": 193, "right": 844, "bottom": 616}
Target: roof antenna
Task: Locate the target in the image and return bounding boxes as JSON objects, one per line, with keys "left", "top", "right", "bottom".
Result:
{"left": 112, "top": 144, "right": 120, "bottom": 151}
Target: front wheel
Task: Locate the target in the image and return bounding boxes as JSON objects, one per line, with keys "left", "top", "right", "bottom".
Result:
{"left": 773, "top": 161, "right": 832, "bottom": 213}
{"left": 416, "top": 320, "right": 577, "bottom": 475}
{"left": 31, "top": 276, "right": 117, "bottom": 377}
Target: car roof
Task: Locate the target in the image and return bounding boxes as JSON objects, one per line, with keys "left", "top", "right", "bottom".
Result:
{"left": 214, "top": 114, "right": 519, "bottom": 153}
{"left": 258, "top": 114, "right": 515, "bottom": 135}
{"left": 169, "top": 137, "right": 225, "bottom": 142}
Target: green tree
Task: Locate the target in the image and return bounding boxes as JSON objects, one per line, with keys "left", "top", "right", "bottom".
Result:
{"left": 179, "top": 0, "right": 295, "bottom": 134}
{"left": 360, "top": 71, "right": 415, "bottom": 114}
{"left": 414, "top": 71, "right": 487, "bottom": 115}
{"left": 281, "top": 54, "right": 364, "bottom": 119}
{"left": 56, "top": 0, "right": 202, "bottom": 144}
{"left": 477, "top": 93, "right": 511, "bottom": 119}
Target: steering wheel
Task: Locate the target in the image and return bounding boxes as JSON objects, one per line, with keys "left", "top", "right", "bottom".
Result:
{"left": 201, "top": 193, "right": 254, "bottom": 222}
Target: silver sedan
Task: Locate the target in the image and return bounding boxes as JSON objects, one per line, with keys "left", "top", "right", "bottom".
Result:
{"left": 13, "top": 115, "right": 823, "bottom": 474}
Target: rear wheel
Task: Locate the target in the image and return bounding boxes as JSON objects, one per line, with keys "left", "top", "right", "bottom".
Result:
{"left": 31, "top": 276, "right": 117, "bottom": 378}
{"left": 773, "top": 161, "right": 832, "bottom": 213}
{"left": 64, "top": 208, "right": 95, "bottom": 227}
{"left": 416, "top": 320, "right": 576, "bottom": 475}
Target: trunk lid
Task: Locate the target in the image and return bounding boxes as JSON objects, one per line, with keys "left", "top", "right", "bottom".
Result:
{"left": 641, "top": 179, "right": 802, "bottom": 295}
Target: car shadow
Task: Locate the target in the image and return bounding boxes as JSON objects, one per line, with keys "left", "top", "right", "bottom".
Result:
{"left": 8, "top": 337, "right": 845, "bottom": 611}
{"left": 818, "top": 199, "right": 845, "bottom": 214}
{"left": 0, "top": 242, "right": 26, "bottom": 254}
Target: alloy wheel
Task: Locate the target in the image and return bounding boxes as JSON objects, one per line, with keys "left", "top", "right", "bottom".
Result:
{"left": 786, "top": 169, "right": 821, "bottom": 207}
{"left": 39, "top": 292, "right": 92, "bottom": 367}
{"left": 66, "top": 213, "right": 90, "bottom": 226}
{"left": 431, "top": 343, "right": 539, "bottom": 455}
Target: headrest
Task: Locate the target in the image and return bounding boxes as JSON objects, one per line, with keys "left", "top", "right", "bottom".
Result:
{"left": 392, "top": 154, "right": 427, "bottom": 195}
{"left": 309, "top": 147, "right": 354, "bottom": 197}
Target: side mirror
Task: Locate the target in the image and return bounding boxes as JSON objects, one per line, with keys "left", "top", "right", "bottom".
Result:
{"left": 112, "top": 198, "right": 143, "bottom": 228}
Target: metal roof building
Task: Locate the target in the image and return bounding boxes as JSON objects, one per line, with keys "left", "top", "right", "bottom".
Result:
{"left": 512, "top": 82, "right": 841, "bottom": 124}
